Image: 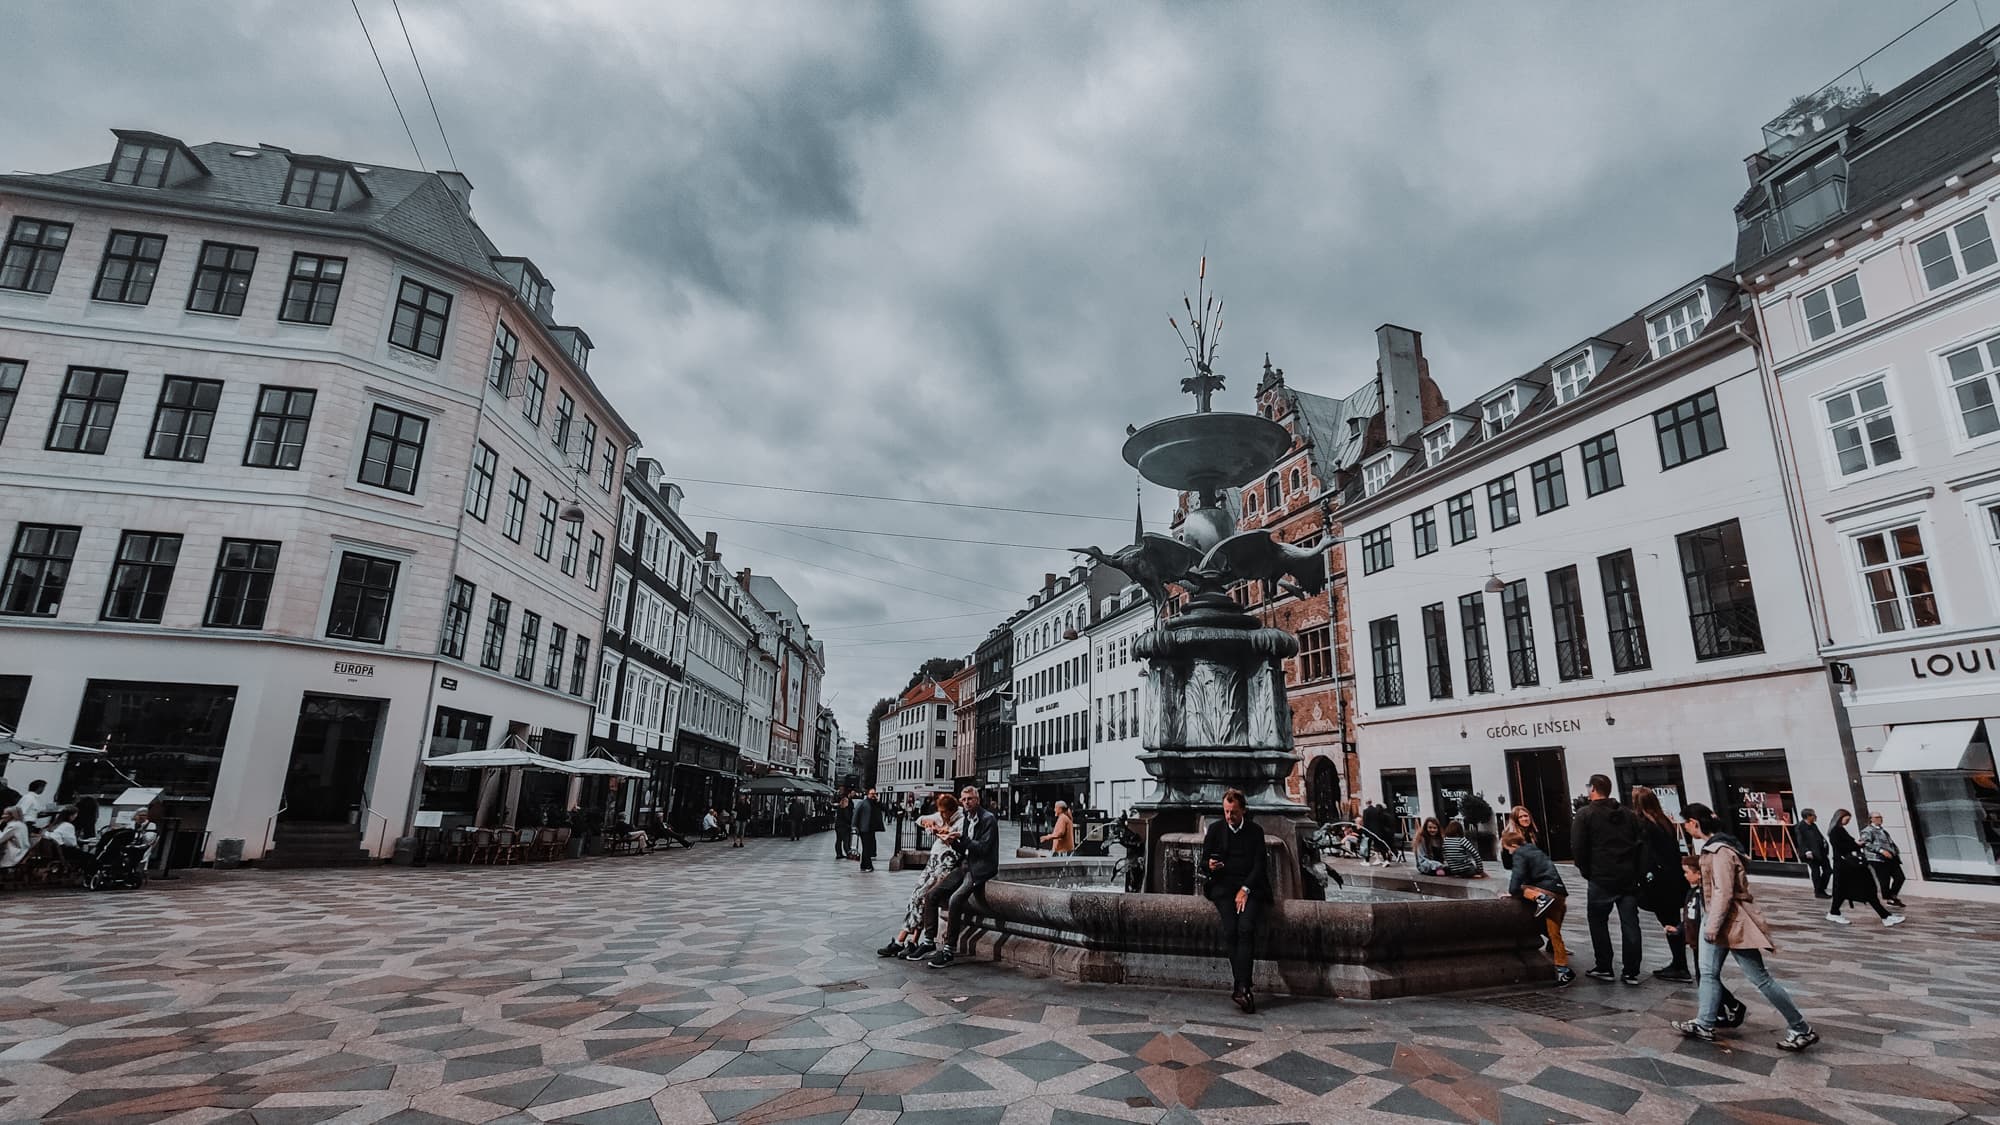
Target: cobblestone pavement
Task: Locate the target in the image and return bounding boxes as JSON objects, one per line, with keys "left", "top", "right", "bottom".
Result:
{"left": 1, "top": 838, "right": 1998, "bottom": 1125}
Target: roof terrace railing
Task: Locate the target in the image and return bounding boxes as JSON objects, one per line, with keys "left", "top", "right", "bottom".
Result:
{"left": 1758, "top": 174, "right": 1849, "bottom": 253}
{"left": 1762, "top": 0, "right": 1992, "bottom": 158}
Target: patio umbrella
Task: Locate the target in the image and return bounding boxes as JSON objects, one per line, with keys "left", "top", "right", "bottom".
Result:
{"left": 560, "top": 757, "right": 651, "bottom": 780}
{"left": 0, "top": 727, "right": 108, "bottom": 763}
{"left": 422, "top": 748, "right": 569, "bottom": 771}
{"left": 742, "top": 775, "right": 807, "bottom": 795}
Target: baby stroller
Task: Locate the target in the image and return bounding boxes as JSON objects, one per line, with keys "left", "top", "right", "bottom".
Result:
{"left": 82, "top": 827, "right": 151, "bottom": 891}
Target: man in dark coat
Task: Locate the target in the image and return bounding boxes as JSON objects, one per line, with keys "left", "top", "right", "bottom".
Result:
{"left": 1201, "top": 789, "right": 1272, "bottom": 1013}
{"left": 787, "top": 796, "right": 808, "bottom": 841}
{"left": 927, "top": 786, "right": 999, "bottom": 968}
{"left": 1570, "top": 774, "right": 1645, "bottom": 985}
{"left": 1360, "top": 800, "right": 1399, "bottom": 863}
{"left": 854, "top": 788, "right": 883, "bottom": 871}
{"left": 1795, "top": 809, "right": 1831, "bottom": 899}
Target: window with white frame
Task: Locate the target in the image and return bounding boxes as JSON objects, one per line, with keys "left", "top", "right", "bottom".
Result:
{"left": 607, "top": 569, "right": 629, "bottom": 632}
{"left": 1552, "top": 354, "right": 1592, "bottom": 403}
{"left": 1648, "top": 293, "right": 1709, "bottom": 358}
{"left": 1916, "top": 213, "right": 1998, "bottom": 291}
{"left": 1944, "top": 333, "right": 2000, "bottom": 440}
{"left": 1362, "top": 456, "right": 1393, "bottom": 496}
{"left": 1423, "top": 425, "right": 1455, "bottom": 466}
{"left": 1822, "top": 377, "right": 1902, "bottom": 476}
{"left": 1481, "top": 388, "right": 1518, "bottom": 436}
{"left": 1801, "top": 274, "right": 1866, "bottom": 341}
{"left": 1854, "top": 523, "right": 1940, "bottom": 633}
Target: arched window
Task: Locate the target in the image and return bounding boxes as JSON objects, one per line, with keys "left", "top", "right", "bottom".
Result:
{"left": 1265, "top": 473, "right": 1281, "bottom": 511}
{"left": 1291, "top": 467, "right": 1303, "bottom": 492}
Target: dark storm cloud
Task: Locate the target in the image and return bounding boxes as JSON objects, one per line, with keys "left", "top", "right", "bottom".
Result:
{"left": 0, "top": 0, "right": 1945, "bottom": 729}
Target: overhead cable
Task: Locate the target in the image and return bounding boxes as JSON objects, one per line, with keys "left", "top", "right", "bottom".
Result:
{"left": 349, "top": 0, "right": 426, "bottom": 168}
{"left": 389, "top": 0, "right": 458, "bottom": 170}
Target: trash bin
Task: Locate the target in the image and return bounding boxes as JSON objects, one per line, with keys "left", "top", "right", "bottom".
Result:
{"left": 391, "top": 836, "right": 418, "bottom": 866}
{"left": 214, "top": 837, "right": 245, "bottom": 869}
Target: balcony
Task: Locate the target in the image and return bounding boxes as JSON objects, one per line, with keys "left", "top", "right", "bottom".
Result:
{"left": 1760, "top": 0, "right": 1990, "bottom": 158}
{"left": 1756, "top": 175, "right": 1848, "bottom": 254}
{"left": 1373, "top": 671, "right": 1405, "bottom": 708}
{"left": 1506, "top": 649, "right": 1539, "bottom": 689}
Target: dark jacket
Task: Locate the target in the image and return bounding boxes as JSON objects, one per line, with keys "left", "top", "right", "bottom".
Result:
{"left": 1360, "top": 804, "right": 1397, "bottom": 845}
{"left": 1570, "top": 798, "right": 1643, "bottom": 893}
{"left": 1637, "top": 819, "right": 1686, "bottom": 912}
{"left": 853, "top": 797, "right": 883, "bottom": 835}
{"left": 1829, "top": 821, "right": 1866, "bottom": 870}
{"left": 951, "top": 807, "right": 1000, "bottom": 884}
{"left": 1506, "top": 842, "right": 1566, "bottom": 897}
{"left": 1794, "top": 819, "right": 1827, "bottom": 861}
{"left": 1200, "top": 815, "right": 1272, "bottom": 902}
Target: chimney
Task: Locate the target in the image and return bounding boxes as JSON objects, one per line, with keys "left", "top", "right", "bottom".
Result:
{"left": 1043, "top": 572, "right": 1056, "bottom": 592}
{"left": 1743, "top": 151, "right": 1771, "bottom": 185}
{"left": 738, "top": 568, "right": 752, "bottom": 586}
{"left": 661, "top": 482, "right": 683, "bottom": 512}
{"left": 1375, "top": 324, "right": 1425, "bottom": 447}
{"left": 437, "top": 170, "right": 473, "bottom": 213}
{"left": 704, "top": 531, "right": 719, "bottom": 560}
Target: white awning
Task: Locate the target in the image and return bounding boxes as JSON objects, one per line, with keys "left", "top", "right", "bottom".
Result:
{"left": 1871, "top": 720, "right": 1982, "bottom": 773}
{"left": 423, "top": 748, "right": 570, "bottom": 771}
{"left": 0, "top": 728, "right": 109, "bottom": 762}
{"left": 561, "top": 757, "right": 651, "bottom": 780}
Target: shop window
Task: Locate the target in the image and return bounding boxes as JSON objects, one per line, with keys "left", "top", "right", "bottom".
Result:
{"left": 1614, "top": 756, "right": 1688, "bottom": 820}
{"left": 69, "top": 680, "right": 238, "bottom": 858}
{"left": 1705, "top": 750, "right": 1801, "bottom": 872}
{"left": 1904, "top": 733, "right": 2000, "bottom": 882}
{"left": 1430, "top": 765, "right": 1473, "bottom": 823}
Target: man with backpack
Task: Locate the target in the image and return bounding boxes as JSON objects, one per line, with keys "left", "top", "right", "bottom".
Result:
{"left": 1571, "top": 774, "right": 1645, "bottom": 985}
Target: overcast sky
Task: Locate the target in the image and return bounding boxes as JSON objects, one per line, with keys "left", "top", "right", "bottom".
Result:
{"left": 0, "top": 0, "right": 1955, "bottom": 731}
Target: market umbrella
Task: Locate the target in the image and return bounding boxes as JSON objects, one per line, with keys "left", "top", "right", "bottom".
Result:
{"left": 742, "top": 775, "right": 808, "bottom": 795}
{"left": 561, "top": 756, "right": 651, "bottom": 780}
{"left": 0, "top": 727, "right": 108, "bottom": 763}
{"left": 421, "top": 748, "right": 569, "bottom": 770}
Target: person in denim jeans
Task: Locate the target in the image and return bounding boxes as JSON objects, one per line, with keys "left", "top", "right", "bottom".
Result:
{"left": 1671, "top": 803, "right": 1818, "bottom": 1052}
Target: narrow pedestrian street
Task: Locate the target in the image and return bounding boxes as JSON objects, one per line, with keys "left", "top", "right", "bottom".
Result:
{"left": 1, "top": 842, "right": 1997, "bottom": 1124}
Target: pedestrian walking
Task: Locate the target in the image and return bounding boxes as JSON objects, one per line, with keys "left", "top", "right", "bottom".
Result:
{"left": 835, "top": 788, "right": 854, "bottom": 860}
{"left": 855, "top": 787, "right": 883, "bottom": 871}
{"left": 787, "top": 795, "right": 807, "bottom": 841}
{"left": 1668, "top": 854, "right": 1747, "bottom": 1030}
{"left": 733, "top": 795, "right": 752, "bottom": 847}
{"left": 1795, "top": 809, "right": 1832, "bottom": 899}
{"left": 1859, "top": 814, "right": 1907, "bottom": 907}
{"left": 1502, "top": 826, "right": 1572, "bottom": 985}
{"left": 1039, "top": 800, "right": 1075, "bottom": 857}
{"left": 926, "top": 786, "right": 998, "bottom": 969}
{"left": 1360, "top": 800, "right": 1399, "bottom": 866}
{"left": 1827, "top": 809, "right": 1903, "bottom": 926}
{"left": 1672, "top": 802, "right": 1819, "bottom": 1052}
{"left": 1199, "top": 789, "right": 1272, "bottom": 1012}
{"left": 1571, "top": 773, "right": 1646, "bottom": 986}
{"left": 1632, "top": 786, "right": 1693, "bottom": 983}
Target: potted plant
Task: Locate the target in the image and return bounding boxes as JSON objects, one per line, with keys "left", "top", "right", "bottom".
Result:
{"left": 1459, "top": 791, "right": 1497, "bottom": 861}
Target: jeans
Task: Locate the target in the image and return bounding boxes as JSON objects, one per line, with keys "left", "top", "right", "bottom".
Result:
{"left": 1585, "top": 881, "right": 1641, "bottom": 975}
{"left": 1695, "top": 935, "right": 1807, "bottom": 1032}
{"left": 1211, "top": 894, "right": 1267, "bottom": 991}
{"left": 944, "top": 876, "right": 988, "bottom": 949}
{"left": 918, "top": 868, "right": 966, "bottom": 942}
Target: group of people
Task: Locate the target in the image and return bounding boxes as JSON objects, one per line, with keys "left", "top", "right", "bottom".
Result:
{"left": 0, "top": 779, "right": 156, "bottom": 878}
{"left": 872, "top": 785, "right": 1000, "bottom": 968}
{"left": 1795, "top": 807, "right": 1911, "bottom": 923}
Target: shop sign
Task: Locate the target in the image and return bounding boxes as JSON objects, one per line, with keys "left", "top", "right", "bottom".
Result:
{"left": 333, "top": 661, "right": 374, "bottom": 678}
{"left": 1483, "top": 715, "right": 1585, "bottom": 739}
{"left": 440, "top": 677, "right": 458, "bottom": 691}
{"left": 1908, "top": 645, "right": 2000, "bottom": 681}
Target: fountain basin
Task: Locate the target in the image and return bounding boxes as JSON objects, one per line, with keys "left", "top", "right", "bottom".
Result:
{"left": 957, "top": 862, "right": 1550, "bottom": 999}
{"left": 1121, "top": 412, "right": 1294, "bottom": 493}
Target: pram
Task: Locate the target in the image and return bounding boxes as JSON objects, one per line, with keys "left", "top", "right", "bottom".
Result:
{"left": 82, "top": 827, "right": 152, "bottom": 891}
{"left": 1317, "top": 820, "right": 1405, "bottom": 866}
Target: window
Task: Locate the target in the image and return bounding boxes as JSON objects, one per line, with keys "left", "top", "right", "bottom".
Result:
{"left": 1943, "top": 333, "right": 2000, "bottom": 440}
{"left": 1299, "top": 624, "right": 1332, "bottom": 681}
{"left": 1821, "top": 377, "right": 1901, "bottom": 475}
{"left": 1530, "top": 454, "right": 1567, "bottom": 513}
{"left": 282, "top": 164, "right": 342, "bottom": 210}
{"left": 1916, "top": 213, "right": 1997, "bottom": 290}
{"left": 388, "top": 278, "right": 452, "bottom": 358}
{"left": 1459, "top": 593, "right": 1493, "bottom": 693}
{"left": 1500, "top": 579, "right": 1538, "bottom": 687}
{"left": 1677, "top": 520, "right": 1762, "bottom": 659}
{"left": 1580, "top": 431, "right": 1623, "bottom": 495}
{"left": 1360, "top": 526, "right": 1393, "bottom": 574}
{"left": 561, "top": 519, "right": 582, "bottom": 577}
{"left": 0, "top": 217, "right": 71, "bottom": 293}
{"left": 545, "top": 624, "right": 568, "bottom": 690}
{"left": 99, "top": 531, "right": 182, "bottom": 624}
{"left": 1655, "top": 389, "right": 1726, "bottom": 469}
{"left": 186, "top": 241, "right": 257, "bottom": 316}
{"left": 439, "top": 577, "right": 476, "bottom": 658}
{"left": 1648, "top": 293, "right": 1709, "bottom": 358}
{"left": 504, "top": 472, "right": 531, "bottom": 542}
{"left": 107, "top": 139, "right": 172, "bottom": 187}
{"left": 1265, "top": 473, "right": 1280, "bottom": 510}
{"left": 1547, "top": 566, "right": 1591, "bottom": 681}
{"left": 1801, "top": 274, "right": 1865, "bottom": 341}
{"left": 244, "top": 386, "right": 314, "bottom": 468}
{"left": 522, "top": 361, "right": 548, "bottom": 425}
{"left": 1552, "top": 354, "right": 1591, "bottom": 404}
{"left": 600, "top": 442, "right": 617, "bottom": 492}
{"left": 553, "top": 391, "right": 575, "bottom": 453}
{"left": 279, "top": 253, "right": 345, "bottom": 325}
{"left": 1423, "top": 426, "right": 1456, "bottom": 466}
{"left": 489, "top": 322, "right": 519, "bottom": 392}
{"left": 358, "top": 404, "right": 427, "bottom": 493}
{"left": 1362, "top": 457, "right": 1394, "bottom": 496}
{"left": 1421, "top": 603, "right": 1452, "bottom": 699}
{"left": 0, "top": 359, "right": 21, "bottom": 442}
{"left": 1370, "top": 617, "right": 1404, "bottom": 707}
{"left": 516, "top": 611, "right": 541, "bottom": 680}
{"left": 92, "top": 231, "right": 166, "bottom": 304}
{"left": 46, "top": 367, "right": 125, "bottom": 453}
{"left": 327, "top": 553, "right": 400, "bottom": 644}
{"left": 1598, "top": 549, "right": 1650, "bottom": 672}
{"left": 1, "top": 524, "right": 80, "bottom": 617}
{"left": 1291, "top": 467, "right": 1303, "bottom": 492}
{"left": 465, "top": 443, "right": 497, "bottom": 521}
{"left": 1855, "top": 524, "right": 1939, "bottom": 633}
{"left": 481, "top": 595, "right": 511, "bottom": 671}
{"left": 587, "top": 533, "right": 604, "bottom": 590}
{"left": 1482, "top": 388, "right": 1519, "bottom": 435}
{"left": 205, "top": 539, "right": 281, "bottom": 629}
{"left": 1446, "top": 492, "right": 1477, "bottom": 544}
{"left": 145, "top": 376, "right": 221, "bottom": 462}
{"left": 597, "top": 654, "right": 620, "bottom": 717}
{"left": 536, "top": 494, "right": 558, "bottom": 560}
{"left": 1486, "top": 474, "right": 1520, "bottom": 530}
{"left": 1401, "top": 510, "right": 1436, "bottom": 560}
{"left": 571, "top": 637, "right": 590, "bottom": 696}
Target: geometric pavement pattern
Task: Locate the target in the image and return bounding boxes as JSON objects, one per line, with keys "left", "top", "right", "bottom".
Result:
{"left": 2, "top": 836, "right": 1999, "bottom": 1124}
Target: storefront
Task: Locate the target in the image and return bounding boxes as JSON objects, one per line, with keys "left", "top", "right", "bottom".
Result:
{"left": 668, "top": 734, "right": 739, "bottom": 834}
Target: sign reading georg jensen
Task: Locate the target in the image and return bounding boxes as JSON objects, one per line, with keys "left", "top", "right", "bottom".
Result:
{"left": 1909, "top": 643, "right": 2000, "bottom": 680}
{"left": 1485, "top": 716, "right": 1585, "bottom": 739}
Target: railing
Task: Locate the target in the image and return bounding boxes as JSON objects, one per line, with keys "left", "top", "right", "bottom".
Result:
{"left": 262, "top": 799, "right": 287, "bottom": 858}
{"left": 1761, "top": 0, "right": 1992, "bottom": 157}
{"left": 1426, "top": 664, "right": 1452, "bottom": 700}
{"left": 1608, "top": 626, "right": 1651, "bottom": 673}
{"left": 361, "top": 805, "right": 391, "bottom": 859}
{"left": 1373, "top": 670, "right": 1405, "bottom": 707}
{"left": 1757, "top": 175, "right": 1849, "bottom": 253}
{"left": 1554, "top": 640, "right": 1591, "bottom": 682}
{"left": 1506, "top": 649, "right": 1539, "bottom": 688}
{"left": 1691, "top": 606, "right": 1765, "bottom": 660}
{"left": 1463, "top": 655, "right": 1494, "bottom": 695}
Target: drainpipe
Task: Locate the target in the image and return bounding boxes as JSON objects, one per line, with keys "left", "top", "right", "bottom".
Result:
{"left": 1734, "top": 311, "right": 1870, "bottom": 820}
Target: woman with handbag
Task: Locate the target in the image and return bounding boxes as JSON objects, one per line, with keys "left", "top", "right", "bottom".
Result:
{"left": 1633, "top": 786, "right": 1693, "bottom": 983}
{"left": 1827, "top": 810, "right": 1903, "bottom": 927}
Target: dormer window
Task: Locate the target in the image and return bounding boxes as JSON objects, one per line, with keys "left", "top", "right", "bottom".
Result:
{"left": 107, "top": 139, "right": 172, "bottom": 187}
{"left": 1648, "top": 293, "right": 1710, "bottom": 358}
{"left": 283, "top": 164, "right": 343, "bottom": 210}
{"left": 1552, "top": 354, "right": 1592, "bottom": 404}
{"left": 1422, "top": 422, "right": 1459, "bottom": 467}
{"left": 1481, "top": 388, "right": 1520, "bottom": 436}
{"left": 1362, "top": 451, "right": 1407, "bottom": 497}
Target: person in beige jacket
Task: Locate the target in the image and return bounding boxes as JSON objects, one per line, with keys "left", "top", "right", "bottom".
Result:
{"left": 1039, "top": 801, "right": 1075, "bottom": 857}
{"left": 1671, "top": 802, "right": 1818, "bottom": 1052}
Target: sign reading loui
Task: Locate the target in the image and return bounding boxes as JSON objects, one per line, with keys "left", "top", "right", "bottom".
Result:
{"left": 1909, "top": 644, "right": 2000, "bottom": 680}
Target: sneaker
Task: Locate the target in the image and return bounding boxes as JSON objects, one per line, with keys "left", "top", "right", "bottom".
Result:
{"left": 1621, "top": 973, "right": 1643, "bottom": 986}
{"left": 1672, "top": 1019, "right": 1715, "bottom": 1042}
{"left": 875, "top": 941, "right": 904, "bottom": 958}
{"left": 1554, "top": 967, "right": 1575, "bottom": 986}
{"left": 1585, "top": 968, "right": 1616, "bottom": 982}
{"left": 1719, "top": 1001, "right": 1748, "bottom": 1029}
{"left": 902, "top": 942, "right": 935, "bottom": 961}
{"left": 1883, "top": 914, "right": 1906, "bottom": 927}
{"left": 1777, "top": 1027, "right": 1819, "bottom": 1052}
{"left": 1885, "top": 898, "right": 1905, "bottom": 908}
{"left": 1653, "top": 967, "right": 1695, "bottom": 984}
{"left": 926, "top": 948, "right": 955, "bottom": 969}
{"left": 1826, "top": 912, "right": 1850, "bottom": 925}
{"left": 1531, "top": 894, "right": 1557, "bottom": 919}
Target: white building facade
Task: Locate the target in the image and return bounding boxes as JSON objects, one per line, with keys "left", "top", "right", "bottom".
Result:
{"left": 1343, "top": 277, "right": 1849, "bottom": 878}
{"left": 1008, "top": 564, "right": 1120, "bottom": 819}
{"left": 1085, "top": 588, "right": 1153, "bottom": 818}
{"left": 0, "top": 131, "right": 633, "bottom": 862}
{"left": 885, "top": 678, "right": 953, "bottom": 796}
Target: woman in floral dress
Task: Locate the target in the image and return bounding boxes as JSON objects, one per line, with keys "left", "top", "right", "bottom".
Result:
{"left": 875, "top": 792, "right": 963, "bottom": 960}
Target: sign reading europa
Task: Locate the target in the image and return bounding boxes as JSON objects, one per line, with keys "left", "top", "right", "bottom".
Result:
{"left": 1485, "top": 717, "right": 1585, "bottom": 739}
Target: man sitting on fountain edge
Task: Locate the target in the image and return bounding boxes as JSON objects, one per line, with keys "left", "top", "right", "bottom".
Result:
{"left": 1202, "top": 789, "right": 1272, "bottom": 1013}
{"left": 926, "top": 785, "right": 999, "bottom": 969}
